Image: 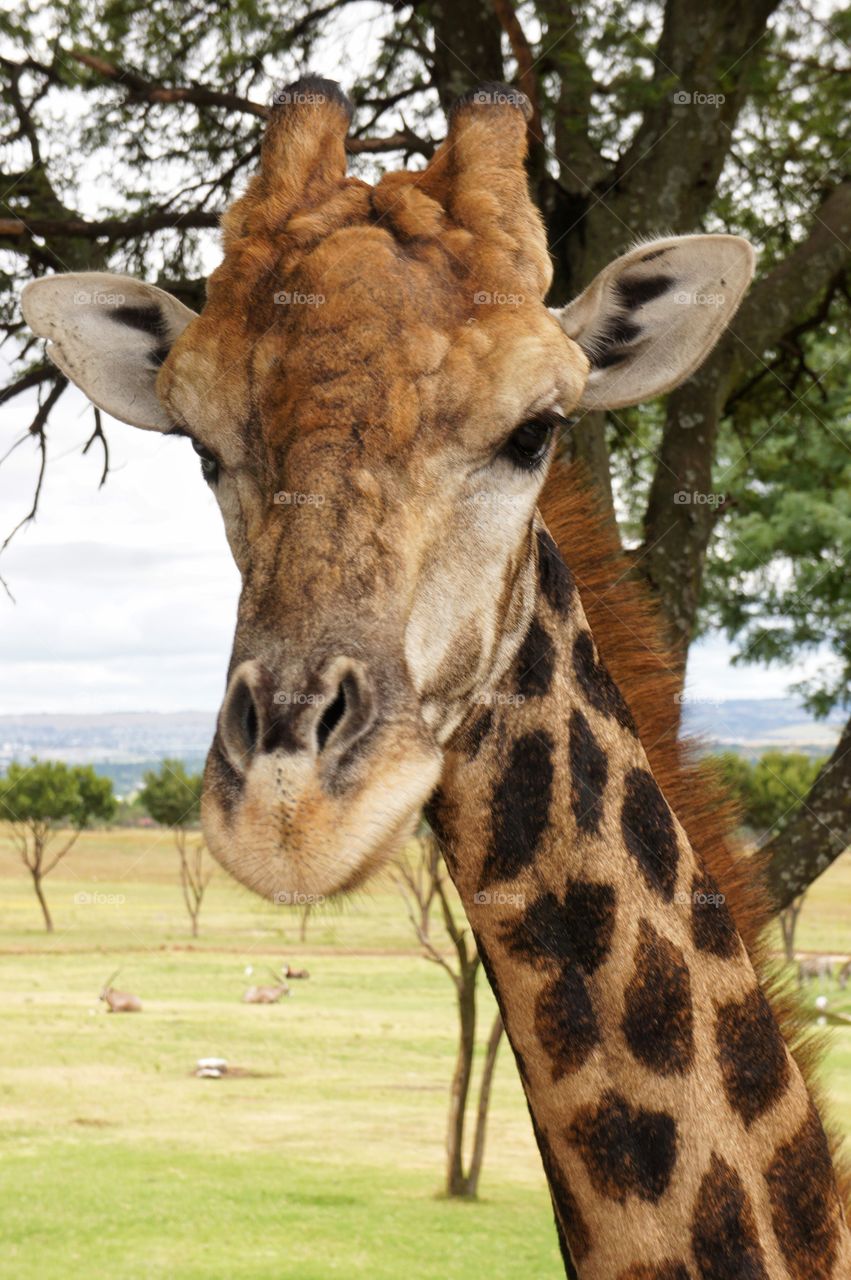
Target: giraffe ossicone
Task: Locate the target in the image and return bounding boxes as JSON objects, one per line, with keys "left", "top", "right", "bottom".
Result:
{"left": 22, "top": 75, "right": 849, "bottom": 1279}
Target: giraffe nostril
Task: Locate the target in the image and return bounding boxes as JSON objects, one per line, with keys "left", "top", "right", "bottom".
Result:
{"left": 217, "top": 658, "right": 376, "bottom": 773}
{"left": 244, "top": 697, "right": 259, "bottom": 756}
{"left": 313, "top": 663, "right": 375, "bottom": 760}
{"left": 219, "top": 668, "right": 263, "bottom": 776}
{"left": 316, "top": 680, "right": 348, "bottom": 754}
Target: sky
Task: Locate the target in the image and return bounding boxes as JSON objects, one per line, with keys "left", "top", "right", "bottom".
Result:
{"left": 0, "top": 381, "right": 826, "bottom": 716}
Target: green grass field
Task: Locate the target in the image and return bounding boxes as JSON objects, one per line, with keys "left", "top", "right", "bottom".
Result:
{"left": 1, "top": 828, "right": 850, "bottom": 1278}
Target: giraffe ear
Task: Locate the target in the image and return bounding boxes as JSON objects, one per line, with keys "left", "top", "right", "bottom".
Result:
{"left": 21, "top": 272, "right": 197, "bottom": 431}
{"left": 553, "top": 235, "right": 755, "bottom": 410}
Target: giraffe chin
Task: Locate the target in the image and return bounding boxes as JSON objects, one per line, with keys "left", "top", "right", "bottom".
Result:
{"left": 200, "top": 732, "right": 443, "bottom": 904}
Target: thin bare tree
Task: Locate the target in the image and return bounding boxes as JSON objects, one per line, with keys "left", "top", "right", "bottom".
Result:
{"left": 395, "top": 834, "right": 504, "bottom": 1199}
{"left": 175, "top": 829, "right": 213, "bottom": 939}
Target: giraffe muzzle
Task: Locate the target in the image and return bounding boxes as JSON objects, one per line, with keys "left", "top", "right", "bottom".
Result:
{"left": 201, "top": 649, "right": 442, "bottom": 903}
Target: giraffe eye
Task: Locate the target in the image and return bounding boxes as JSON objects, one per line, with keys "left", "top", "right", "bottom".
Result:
{"left": 191, "top": 438, "right": 220, "bottom": 483}
{"left": 502, "top": 410, "right": 565, "bottom": 471}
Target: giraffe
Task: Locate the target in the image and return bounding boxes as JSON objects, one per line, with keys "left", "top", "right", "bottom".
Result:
{"left": 22, "top": 77, "right": 851, "bottom": 1277}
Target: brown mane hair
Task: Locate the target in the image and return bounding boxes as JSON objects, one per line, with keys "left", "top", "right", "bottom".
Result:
{"left": 539, "top": 457, "right": 851, "bottom": 1214}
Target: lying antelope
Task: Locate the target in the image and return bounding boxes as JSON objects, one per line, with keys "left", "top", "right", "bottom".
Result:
{"left": 100, "top": 971, "right": 142, "bottom": 1012}
{"left": 284, "top": 964, "right": 309, "bottom": 980}
{"left": 243, "top": 971, "right": 290, "bottom": 1004}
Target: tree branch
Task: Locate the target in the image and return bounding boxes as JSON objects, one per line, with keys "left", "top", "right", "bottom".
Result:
{"left": 489, "top": 0, "right": 544, "bottom": 142}
{"left": 537, "top": 1, "right": 607, "bottom": 195}
{"left": 725, "top": 181, "right": 851, "bottom": 384}
{"left": 607, "top": 0, "right": 782, "bottom": 237}
{"left": 1, "top": 376, "right": 66, "bottom": 555}
{"left": 68, "top": 50, "right": 435, "bottom": 158}
{"left": 0, "top": 211, "right": 221, "bottom": 240}
{"left": 763, "top": 715, "right": 851, "bottom": 910}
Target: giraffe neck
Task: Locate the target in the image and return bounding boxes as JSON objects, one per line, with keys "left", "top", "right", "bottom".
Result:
{"left": 428, "top": 522, "right": 850, "bottom": 1280}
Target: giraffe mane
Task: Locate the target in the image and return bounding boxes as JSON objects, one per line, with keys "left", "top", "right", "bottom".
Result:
{"left": 539, "top": 457, "right": 851, "bottom": 1222}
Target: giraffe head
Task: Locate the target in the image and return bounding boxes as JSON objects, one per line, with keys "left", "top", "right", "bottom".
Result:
{"left": 22, "top": 78, "right": 754, "bottom": 902}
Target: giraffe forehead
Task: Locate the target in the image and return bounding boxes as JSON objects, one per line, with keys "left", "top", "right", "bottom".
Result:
{"left": 160, "top": 226, "right": 579, "bottom": 459}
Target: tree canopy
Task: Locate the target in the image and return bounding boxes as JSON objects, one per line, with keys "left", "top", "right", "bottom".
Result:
{"left": 138, "top": 759, "right": 202, "bottom": 829}
{"left": 714, "top": 749, "right": 824, "bottom": 845}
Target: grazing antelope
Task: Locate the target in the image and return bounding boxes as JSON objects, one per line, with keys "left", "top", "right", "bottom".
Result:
{"left": 798, "top": 954, "right": 834, "bottom": 986}
{"left": 99, "top": 971, "right": 142, "bottom": 1012}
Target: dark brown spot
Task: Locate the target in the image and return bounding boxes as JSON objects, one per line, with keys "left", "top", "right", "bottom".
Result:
{"left": 691, "top": 869, "right": 739, "bottom": 958}
{"left": 567, "top": 1090, "right": 677, "bottom": 1204}
{"left": 621, "top": 768, "right": 680, "bottom": 901}
{"left": 622, "top": 919, "right": 694, "bottom": 1075}
{"left": 480, "top": 731, "right": 554, "bottom": 888}
{"left": 691, "top": 1153, "right": 768, "bottom": 1279}
{"left": 500, "top": 880, "right": 616, "bottom": 974}
{"left": 764, "top": 1103, "right": 841, "bottom": 1279}
{"left": 515, "top": 616, "right": 555, "bottom": 698}
{"left": 536, "top": 968, "right": 599, "bottom": 1079}
{"left": 569, "top": 708, "right": 608, "bottom": 835}
{"left": 715, "top": 988, "right": 789, "bottom": 1128}
{"left": 573, "top": 630, "right": 637, "bottom": 734}
{"left": 536, "top": 527, "right": 575, "bottom": 616}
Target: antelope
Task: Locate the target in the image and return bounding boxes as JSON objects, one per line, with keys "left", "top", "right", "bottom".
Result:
{"left": 284, "top": 964, "right": 310, "bottom": 980}
{"left": 797, "top": 954, "right": 834, "bottom": 986}
{"left": 243, "top": 969, "right": 290, "bottom": 1003}
{"left": 99, "top": 971, "right": 142, "bottom": 1012}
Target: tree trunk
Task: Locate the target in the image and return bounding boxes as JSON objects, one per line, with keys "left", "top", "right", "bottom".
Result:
{"left": 763, "top": 715, "right": 851, "bottom": 911}
{"left": 778, "top": 895, "right": 804, "bottom": 964}
{"left": 421, "top": 0, "right": 504, "bottom": 110}
{"left": 464, "top": 1011, "right": 504, "bottom": 1199}
{"left": 31, "top": 869, "right": 53, "bottom": 932}
{"left": 446, "top": 966, "right": 477, "bottom": 1197}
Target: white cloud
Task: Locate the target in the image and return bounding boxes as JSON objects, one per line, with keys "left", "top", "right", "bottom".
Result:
{"left": 0, "top": 384, "right": 239, "bottom": 712}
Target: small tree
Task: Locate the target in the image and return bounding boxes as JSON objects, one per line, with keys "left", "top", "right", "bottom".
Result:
{"left": 714, "top": 750, "right": 822, "bottom": 960}
{"left": 139, "top": 760, "right": 211, "bottom": 936}
{"left": 748, "top": 752, "right": 824, "bottom": 846}
{"left": 713, "top": 750, "right": 823, "bottom": 846}
{"left": 395, "top": 833, "right": 504, "bottom": 1200}
{"left": 0, "top": 759, "right": 115, "bottom": 930}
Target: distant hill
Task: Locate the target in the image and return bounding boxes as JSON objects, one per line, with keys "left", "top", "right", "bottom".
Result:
{"left": 0, "top": 699, "right": 844, "bottom": 795}
{"left": 0, "top": 711, "right": 215, "bottom": 796}
{"left": 681, "top": 697, "right": 843, "bottom": 758}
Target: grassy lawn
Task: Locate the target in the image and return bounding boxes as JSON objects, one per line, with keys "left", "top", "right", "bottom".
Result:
{"left": 0, "top": 828, "right": 849, "bottom": 1277}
